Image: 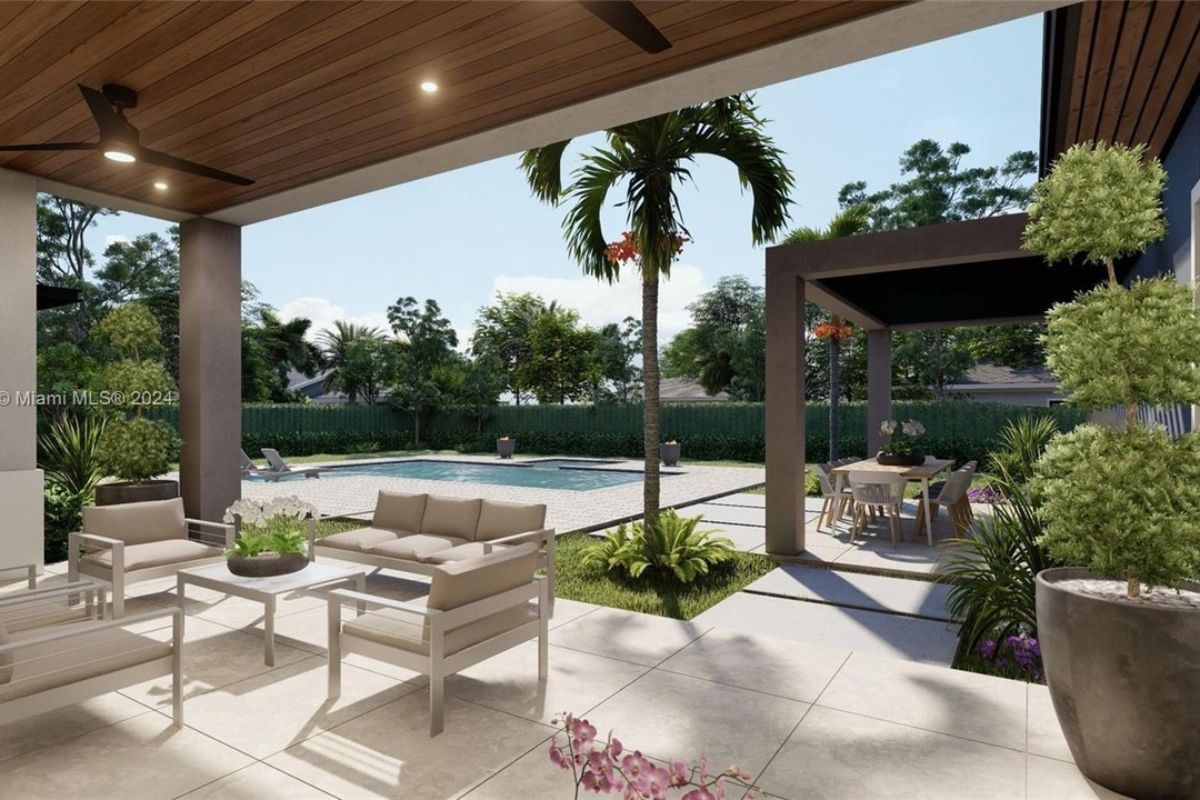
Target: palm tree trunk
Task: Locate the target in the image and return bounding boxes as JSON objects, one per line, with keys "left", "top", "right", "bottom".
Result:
{"left": 642, "top": 268, "right": 661, "bottom": 525}
{"left": 829, "top": 325, "right": 841, "bottom": 461}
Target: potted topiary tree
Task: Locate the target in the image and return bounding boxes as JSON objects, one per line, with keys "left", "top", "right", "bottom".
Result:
{"left": 93, "top": 303, "right": 181, "bottom": 505}
{"left": 1024, "top": 141, "right": 1200, "bottom": 799}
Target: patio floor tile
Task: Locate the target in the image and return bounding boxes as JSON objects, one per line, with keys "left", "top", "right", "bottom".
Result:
{"left": 817, "top": 651, "right": 1028, "bottom": 750}
{"left": 746, "top": 564, "right": 953, "bottom": 620}
{"left": 1027, "top": 683, "right": 1073, "bottom": 762}
{"left": 708, "top": 491, "right": 766, "bottom": 508}
{"left": 458, "top": 739, "right": 586, "bottom": 799}
{"left": 176, "top": 762, "right": 336, "bottom": 799}
{"left": 546, "top": 597, "right": 602, "bottom": 629}
{"left": 265, "top": 693, "right": 552, "bottom": 800}
{"left": 758, "top": 705, "right": 1025, "bottom": 800}
{"left": 549, "top": 606, "right": 710, "bottom": 666}
{"left": 1026, "top": 754, "right": 1129, "bottom": 799}
{"left": 585, "top": 669, "right": 810, "bottom": 777}
{"left": 0, "top": 710, "right": 253, "bottom": 800}
{"left": 657, "top": 627, "right": 850, "bottom": 703}
{"left": 0, "top": 691, "right": 149, "bottom": 764}
{"left": 445, "top": 641, "right": 648, "bottom": 724}
{"left": 682, "top": 502, "right": 767, "bottom": 526}
{"left": 179, "top": 656, "right": 419, "bottom": 759}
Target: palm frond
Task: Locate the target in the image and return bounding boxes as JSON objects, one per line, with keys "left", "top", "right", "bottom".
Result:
{"left": 520, "top": 140, "right": 573, "bottom": 204}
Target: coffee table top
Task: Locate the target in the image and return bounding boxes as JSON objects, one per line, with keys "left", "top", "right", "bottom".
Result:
{"left": 177, "top": 560, "right": 366, "bottom": 597}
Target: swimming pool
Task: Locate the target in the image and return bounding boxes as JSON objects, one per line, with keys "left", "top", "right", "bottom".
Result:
{"left": 257, "top": 458, "right": 649, "bottom": 491}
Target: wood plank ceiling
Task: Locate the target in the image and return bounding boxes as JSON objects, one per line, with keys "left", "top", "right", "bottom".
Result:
{"left": 0, "top": 1, "right": 897, "bottom": 216}
{"left": 1044, "top": 0, "right": 1200, "bottom": 164}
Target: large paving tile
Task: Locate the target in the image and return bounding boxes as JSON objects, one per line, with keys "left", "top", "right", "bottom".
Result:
{"left": 550, "top": 606, "right": 709, "bottom": 667}
{"left": 708, "top": 492, "right": 766, "bottom": 508}
{"left": 177, "top": 762, "right": 336, "bottom": 799}
{"left": 1027, "top": 683, "right": 1073, "bottom": 762}
{"left": 683, "top": 502, "right": 766, "bottom": 527}
{"left": 817, "top": 651, "right": 1028, "bottom": 751}
{"left": 1026, "top": 754, "right": 1130, "bottom": 799}
{"left": 547, "top": 597, "right": 601, "bottom": 630}
{"left": 658, "top": 628, "right": 850, "bottom": 703}
{"left": 0, "top": 692, "right": 150, "bottom": 763}
{"left": 758, "top": 705, "right": 1025, "bottom": 800}
{"left": 118, "top": 616, "right": 310, "bottom": 709}
{"left": 746, "top": 564, "right": 953, "bottom": 620}
{"left": 693, "top": 592, "right": 958, "bottom": 665}
{"left": 832, "top": 544, "right": 942, "bottom": 575}
{"left": 0, "top": 710, "right": 253, "bottom": 800}
{"left": 699, "top": 521, "right": 769, "bottom": 551}
{"left": 180, "top": 655, "right": 419, "bottom": 759}
{"left": 584, "top": 669, "right": 809, "bottom": 777}
{"left": 266, "top": 693, "right": 552, "bottom": 800}
{"left": 459, "top": 738, "right": 585, "bottom": 799}
{"left": 446, "top": 641, "right": 648, "bottom": 724}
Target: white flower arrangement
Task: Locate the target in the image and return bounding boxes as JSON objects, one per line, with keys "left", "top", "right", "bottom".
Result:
{"left": 879, "top": 418, "right": 926, "bottom": 455}
{"left": 223, "top": 495, "right": 319, "bottom": 527}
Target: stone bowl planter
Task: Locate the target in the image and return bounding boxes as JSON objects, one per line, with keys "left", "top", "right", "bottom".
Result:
{"left": 660, "top": 441, "right": 681, "bottom": 466}
{"left": 95, "top": 479, "right": 179, "bottom": 506}
{"left": 226, "top": 553, "right": 309, "bottom": 578}
{"left": 497, "top": 438, "right": 516, "bottom": 459}
{"left": 1036, "top": 567, "right": 1200, "bottom": 799}
{"left": 875, "top": 452, "right": 925, "bottom": 467}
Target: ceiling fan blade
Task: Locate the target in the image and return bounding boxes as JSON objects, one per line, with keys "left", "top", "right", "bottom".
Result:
{"left": 580, "top": 1, "right": 670, "bottom": 54}
{"left": 78, "top": 84, "right": 128, "bottom": 141}
{"left": 0, "top": 142, "right": 97, "bottom": 152}
{"left": 136, "top": 146, "right": 254, "bottom": 186}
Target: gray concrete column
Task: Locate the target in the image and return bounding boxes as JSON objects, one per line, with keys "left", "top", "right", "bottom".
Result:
{"left": 0, "top": 169, "right": 43, "bottom": 570}
{"left": 180, "top": 218, "right": 241, "bottom": 521}
{"left": 866, "top": 328, "right": 892, "bottom": 456}
{"left": 765, "top": 270, "right": 806, "bottom": 555}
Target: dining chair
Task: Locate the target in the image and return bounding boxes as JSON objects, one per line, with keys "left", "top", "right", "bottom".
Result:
{"left": 914, "top": 462, "right": 976, "bottom": 538}
{"left": 847, "top": 473, "right": 907, "bottom": 547}
{"left": 814, "top": 463, "right": 853, "bottom": 530}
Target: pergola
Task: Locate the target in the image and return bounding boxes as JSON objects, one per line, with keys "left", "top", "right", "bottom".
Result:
{"left": 0, "top": 0, "right": 1077, "bottom": 571}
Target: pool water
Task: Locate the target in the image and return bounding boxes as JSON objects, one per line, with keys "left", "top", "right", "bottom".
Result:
{"left": 313, "top": 458, "right": 647, "bottom": 490}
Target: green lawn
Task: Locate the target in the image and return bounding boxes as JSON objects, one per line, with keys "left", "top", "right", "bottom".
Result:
{"left": 552, "top": 532, "right": 776, "bottom": 620}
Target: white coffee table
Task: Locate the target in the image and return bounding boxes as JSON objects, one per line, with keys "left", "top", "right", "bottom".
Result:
{"left": 176, "top": 561, "right": 367, "bottom": 666}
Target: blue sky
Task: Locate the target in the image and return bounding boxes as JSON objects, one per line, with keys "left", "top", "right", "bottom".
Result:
{"left": 91, "top": 13, "right": 1043, "bottom": 346}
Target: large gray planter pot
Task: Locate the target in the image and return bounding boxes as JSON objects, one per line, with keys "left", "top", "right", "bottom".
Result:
{"left": 94, "top": 479, "right": 179, "bottom": 506}
{"left": 660, "top": 442, "right": 681, "bottom": 467}
{"left": 1036, "top": 567, "right": 1200, "bottom": 799}
{"left": 497, "top": 438, "right": 516, "bottom": 459}
{"left": 226, "top": 553, "right": 308, "bottom": 578}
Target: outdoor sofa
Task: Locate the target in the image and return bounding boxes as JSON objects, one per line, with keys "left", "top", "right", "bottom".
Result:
{"left": 310, "top": 491, "right": 555, "bottom": 609}
{"left": 69, "top": 497, "right": 235, "bottom": 617}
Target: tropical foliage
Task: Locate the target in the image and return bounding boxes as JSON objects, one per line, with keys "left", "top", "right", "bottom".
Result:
{"left": 985, "top": 414, "right": 1059, "bottom": 486}
{"left": 581, "top": 510, "right": 736, "bottom": 583}
{"left": 38, "top": 413, "right": 108, "bottom": 563}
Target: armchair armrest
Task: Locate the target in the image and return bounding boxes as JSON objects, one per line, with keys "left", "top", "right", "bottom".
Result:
{"left": 483, "top": 528, "right": 554, "bottom": 552}
{"left": 71, "top": 531, "right": 122, "bottom": 550}
{"left": 326, "top": 588, "right": 437, "bottom": 619}
{"left": 186, "top": 518, "right": 236, "bottom": 548}
{"left": 0, "top": 581, "right": 100, "bottom": 608}
{"left": 0, "top": 606, "right": 180, "bottom": 655}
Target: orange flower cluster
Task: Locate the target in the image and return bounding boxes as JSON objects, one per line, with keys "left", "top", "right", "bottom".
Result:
{"left": 812, "top": 320, "right": 854, "bottom": 341}
{"left": 605, "top": 231, "right": 687, "bottom": 265}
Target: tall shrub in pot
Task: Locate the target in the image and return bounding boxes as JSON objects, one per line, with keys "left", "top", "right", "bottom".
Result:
{"left": 1024, "top": 141, "right": 1200, "bottom": 799}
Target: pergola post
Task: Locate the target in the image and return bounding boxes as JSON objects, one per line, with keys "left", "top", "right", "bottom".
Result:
{"left": 0, "top": 169, "right": 43, "bottom": 572}
{"left": 179, "top": 218, "right": 242, "bottom": 521}
{"left": 765, "top": 269, "right": 806, "bottom": 555}
{"left": 866, "top": 328, "right": 892, "bottom": 456}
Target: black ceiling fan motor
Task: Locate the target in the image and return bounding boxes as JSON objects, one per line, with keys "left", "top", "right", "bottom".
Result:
{"left": 102, "top": 83, "right": 138, "bottom": 112}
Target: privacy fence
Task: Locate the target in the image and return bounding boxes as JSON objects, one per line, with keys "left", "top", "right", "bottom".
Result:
{"left": 153, "top": 401, "right": 1087, "bottom": 465}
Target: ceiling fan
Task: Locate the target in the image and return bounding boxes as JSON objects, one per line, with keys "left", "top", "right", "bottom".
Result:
{"left": 580, "top": 1, "right": 671, "bottom": 54}
{"left": 0, "top": 83, "right": 254, "bottom": 186}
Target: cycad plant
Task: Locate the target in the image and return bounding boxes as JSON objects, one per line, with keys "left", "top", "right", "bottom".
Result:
{"left": 582, "top": 509, "right": 735, "bottom": 583}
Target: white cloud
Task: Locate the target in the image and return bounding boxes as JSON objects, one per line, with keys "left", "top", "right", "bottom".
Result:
{"left": 105, "top": 234, "right": 129, "bottom": 247}
{"left": 491, "top": 264, "right": 707, "bottom": 343}
{"left": 278, "top": 296, "right": 391, "bottom": 341}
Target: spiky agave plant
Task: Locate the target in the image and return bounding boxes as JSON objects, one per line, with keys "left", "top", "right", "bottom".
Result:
{"left": 38, "top": 413, "right": 107, "bottom": 497}
{"left": 582, "top": 510, "right": 735, "bottom": 583}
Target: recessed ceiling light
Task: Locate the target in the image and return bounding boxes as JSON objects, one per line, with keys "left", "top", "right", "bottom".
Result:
{"left": 103, "top": 149, "right": 136, "bottom": 163}
{"left": 420, "top": 80, "right": 439, "bottom": 94}
{"left": 153, "top": 180, "right": 168, "bottom": 191}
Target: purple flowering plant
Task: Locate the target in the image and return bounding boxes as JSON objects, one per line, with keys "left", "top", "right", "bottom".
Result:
{"left": 978, "top": 633, "right": 1044, "bottom": 682}
{"left": 548, "top": 712, "right": 759, "bottom": 799}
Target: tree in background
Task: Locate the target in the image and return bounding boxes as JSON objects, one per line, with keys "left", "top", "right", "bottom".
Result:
{"left": 338, "top": 335, "right": 395, "bottom": 405}
{"left": 522, "top": 93, "right": 793, "bottom": 523}
{"left": 459, "top": 351, "right": 506, "bottom": 432}
{"left": 471, "top": 292, "right": 553, "bottom": 406}
{"left": 959, "top": 323, "right": 1046, "bottom": 369}
{"left": 240, "top": 308, "right": 323, "bottom": 402}
{"left": 387, "top": 297, "right": 459, "bottom": 445}
{"left": 661, "top": 276, "right": 767, "bottom": 401}
{"left": 316, "top": 321, "right": 387, "bottom": 403}
{"left": 591, "top": 316, "right": 642, "bottom": 402}
{"left": 517, "top": 307, "right": 600, "bottom": 404}
{"left": 892, "top": 329, "right": 975, "bottom": 400}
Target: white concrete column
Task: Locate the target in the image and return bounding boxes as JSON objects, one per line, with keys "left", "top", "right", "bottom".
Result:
{"left": 866, "top": 328, "right": 892, "bottom": 456}
{"left": 0, "top": 169, "right": 43, "bottom": 570}
{"left": 179, "top": 218, "right": 242, "bottom": 521}
{"left": 765, "top": 269, "right": 806, "bottom": 555}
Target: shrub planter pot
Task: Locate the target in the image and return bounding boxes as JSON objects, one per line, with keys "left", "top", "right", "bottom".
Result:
{"left": 496, "top": 438, "right": 516, "bottom": 459}
{"left": 660, "top": 442, "right": 681, "bottom": 467}
{"left": 95, "top": 479, "right": 179, "bottom": 506}
{"left": 226, "top": 553, "right": 309, "bottom": 578}
{"left": 875, "top": 452, "right": 925, "bottom": 467}
{"left": 1036, "top": 567, "right": 1200, "bottom": 800}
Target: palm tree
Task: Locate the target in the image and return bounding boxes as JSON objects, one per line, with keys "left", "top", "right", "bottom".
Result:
{"left": 783, "top": 205, "right": 870, "bottom": 460}
{"left": 522, "top": 95, "right": 793, "bottom": 523}
{"left": 317, "top": 320, "right": 384, "bottom": 403}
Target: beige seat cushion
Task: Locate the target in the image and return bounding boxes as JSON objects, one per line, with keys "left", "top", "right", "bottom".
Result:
{"left": 366, "top": 534, "right": 469, "bottom": 562}
{"left": 421, "top": 542, "right": 511, "bottom": 564}
{"left": 420, "top": 495, "right": 482, "bottom": 540}
{"left": 319, "top": 528, "right": 400, "bottom": 552}
{"left": 476, "top": 500, "right": 547, "bottom": 542}
{"left": 83, "top": 498, "right": 187, "bottom": 545}
{"left": 83, "top": 539, "right": 221, "bottom": 572}
{"left": 373, "top": 491, "right": 427, "bottom": 532}
{"left": 0, "top": 620, "right": 11, "bottom": 684}
{"left": 0, "top": 624, "right": 171, "bottom": 701}
{"left": 428, "top": 544, "right": 538, "bottom": 610}
{"left": 343, "top": 603, "right": 537, "bottom": 656}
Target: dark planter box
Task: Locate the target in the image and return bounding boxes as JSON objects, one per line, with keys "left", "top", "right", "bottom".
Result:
{"left": 94, "top": 479, "right": 179, "bottom": 506}
{"left": 497, "top": 438, "right": 516, "bottom": 459}
{"left": 660, "top": 442, "right": 681, "bottom": 466}
{"left": 1037, "top": 567, "right": 1200, "bottom": 799}
{"left": 227, "top": 553, "right": 309, "bottom": 578}
{"left": 876, "top": 453, "right": 925, "bottom": 467}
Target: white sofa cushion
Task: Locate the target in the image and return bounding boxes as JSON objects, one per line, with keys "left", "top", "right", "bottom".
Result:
{"left": 475, "top": 500, "right": 546, "bottom": 542}
{"left": 420, "top": 495, "right": 482, "bottom": 540}
{"left": 84, "top": 539, "right": 222, "bottom": 571}
{"left": 373, "top": 491, "right": 427, "bottom": 533}
{"left": 83, "top": 498, "right": 187, "bottom": 545}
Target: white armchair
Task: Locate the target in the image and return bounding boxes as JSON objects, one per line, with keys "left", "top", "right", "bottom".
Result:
{"left": 68, "top": 497, "right": 234, "bottom": 617}
{"left": 326, "top": 543, "right": 548, "bottom": 736}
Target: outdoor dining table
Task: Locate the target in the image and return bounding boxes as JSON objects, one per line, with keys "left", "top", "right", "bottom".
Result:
{"left": 830, "top": 457, "right": 955, "bottom": 546}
